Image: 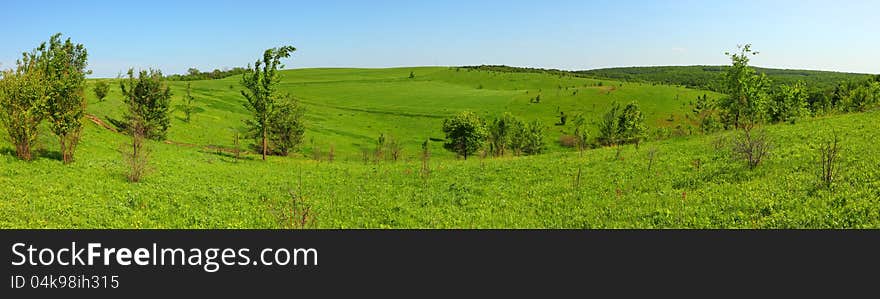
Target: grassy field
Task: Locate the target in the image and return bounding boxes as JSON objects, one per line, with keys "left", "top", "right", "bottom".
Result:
{"left": 1, "top": 67, "right": 878, "bottom": 228}
{"left": 87, "top": 67, "right": 720, "bottom": 159}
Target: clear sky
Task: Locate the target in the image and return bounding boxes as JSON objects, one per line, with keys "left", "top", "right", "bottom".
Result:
{"left": 2, "top": 0, "right": 878, "bottom": 77}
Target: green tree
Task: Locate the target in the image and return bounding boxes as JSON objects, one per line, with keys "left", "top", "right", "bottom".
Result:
{"left": 0, "top": 57, "right": 47, "bottom": 161}
{"left": 768, "top": 81, "right": 809, "bottom": 124}
{"left": 94, "top": 80, "right": 109, "bottom": 102}
{"left": 487, "top": 112, "right": 518, "bottom": 157}
{"left": 267, "top": 97, "right": 305, "bottom": 156}
{"left": 597, "top": 102, "right": 621, "bottom": 147}
{"left": 179, "top": 82, "right": 196, "bottom": 122}
{"left": 719, "top": 44, "right": 771, "bottom": 130}
{"left": 618, "top": 102, "right": 647, "bottom": 148}
{"left": 442, "top": 111, "right": 487, "bottom": 159}
{"left": 119, "top": 69, "right": 173, "bottom": 140}
{"left": 33, "top": 33, "right": 90, "bottom": 164}
{"left": 570, "top": 114, "right": 590, "bottom": 152}
{"left": 241, "top": 45, "right": 296, "bottom": 160}
{"left": 520, "top": 120, "right": 547, "bottom": 155}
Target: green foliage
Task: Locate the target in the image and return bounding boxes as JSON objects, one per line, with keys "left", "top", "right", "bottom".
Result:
{"left": 267, "top": 97, "right": 305, "bottom": 156}
{"left": 442, "top": 111, "right": 487, "bottom": 159}
{"left": 519, "top": 120, "right": 547, "bottom": 155}
{"left": 240, "top": 45, "right": 296, "bottom": 160}
{"left": 94, "top": 80, "right": 109, "bottom": 102}
{"left": 178, "top": 82, "right": 196, "bottom": 123}
{"left": 119, "top": 68, "right": 173, "bottom": 140}
{"left": 31, "top": 33, "right": 90, "bottom": 164}
{"left": 167, "top": 67, "right": 248, "bottom": 81}
{"left": 487, "top": 112, "right": 519, "bottom": 157}
{"left": 768, "top": 81, "right": 809, "bottom": 124}
{"left": 570, "top": 114, "right": 590, "bottom": 151}
{"left": 0, "top": 58, "right": 46, "bottom": 161}
{"left": 618, "top": 102, "right": 647, "bottom": 147}
{"left": 597, "top": 102, "right": 621, "bottom": 146}
{"left": 719, "top": 44, "right": 771, "bottom": 130}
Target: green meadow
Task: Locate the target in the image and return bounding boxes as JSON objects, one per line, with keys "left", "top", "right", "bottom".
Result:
{"left": 1, "top": 67, "right": 878, "bottom": 228}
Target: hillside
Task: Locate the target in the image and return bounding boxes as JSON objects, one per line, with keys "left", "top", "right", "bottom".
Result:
{"left": 1, "top": 67, "right": 878, "bottom": 228}
{"left": 87, "top": 67, "right": 721, "bottom": 159}
{"left": 577, "top": 65, "right": 873, "bottom": 91}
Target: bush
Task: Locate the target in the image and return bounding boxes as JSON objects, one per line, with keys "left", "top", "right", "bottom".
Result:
{"left": 520, "top": 120, "right": 546, "bottom": 155}
{"left": 731, "top": 128, "right": 772, "bottom": 170}
{"left": 0, "top": 65, "right": 45, "bottom": 161}
{"left": 266, "top": 97, "right": 305, "bottom": 156}
{"left": 442, "top": 111, "right": 487, "bottom": 159}
{"left": 815, "top": 133, "right": 842, "bottom": 188}
{"left": 119, "top": 68, "right": 172, "bottom": 140}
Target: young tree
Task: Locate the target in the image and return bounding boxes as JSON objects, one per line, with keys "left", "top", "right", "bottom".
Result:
{"left": 618, "top": 102, "right": 647, "bottom": 148}
{"left": 267, "top": 97, "right": 305, "bottom": 156}
{"left": 597, "top": 102, "right": 621, "bottom": 147}
{"left": 520, "top": 120, "right": 547, "bottom": 155}
{"left": 34, "top": 33, "right": 90, "bottom": 164}
{"left": 719, "top": 44, "right": 771, "bottom": 130}
{"left": 241, "top": 45, "right": 296, "bottom": 160}
{"left": 94, "top": 80, "right": 109, "bottom": 102}
{"left": 442, "top": 111, "right": 487, "bottom": 159}
{"left": 0, "top": 57, "right": 47, "bottom": 161}
{"left": 119, "top": 69, "right": 173, "bottom": 140}
{"left": 571, "top": 114, "right": 590, "bottom": 152}
{"left": 768, "top": 81, "right": 809, "bottom": 124}
{"left": 487, "top": 112, "right": 518, "bottom": 157}
{"left": 179, "top": 82, "right": 196, "bottom": 122}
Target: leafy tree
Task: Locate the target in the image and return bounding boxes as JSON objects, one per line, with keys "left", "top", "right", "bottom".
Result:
{"left": 768, "top": 81, "right": 809, "bottom": 123}
{"left": 520, "top": 120, "right": 547, "bottom": 155}
{"left": 187, "top": 68, "right": 200, "bottom": 77}
{"left": 487, "top": 112, "right": 519, "bottom": 157}
{"left": 442, "top": 111, "right": 487, "bottom": 159}
{"left": 597, "top": 102, "right": 621, "bottom": 146}
{"left": 94, "top": 81, "right": 109, "bottom": 102}
{"left": 570, "top": 114, "right": 590, "bottom": 152}
{"left": 119, "top": 69, "right": 173, "bottom": 140}
{"left": 267, "top": 97, "right": 305, "bottom": 156}
{"left": 241, "top": 45, "right": 296, "bottom": 160}
{"left": 408, "top": 71, "right": 415, "bottom": 79}
{"left": 618, "top": 102, "right": 647, "bottom": 148}
{"left": 0, "top": 57, "right": 47, "bottom": 161}
{"left": 32, "top": 33, "right": 90, "bottom": 164}
{"left": 719, "top": 44, "right": 771, "bottom": 130}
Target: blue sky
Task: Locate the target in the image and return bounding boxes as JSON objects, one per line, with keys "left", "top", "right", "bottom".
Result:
{"left": 2, "top": 0, "right": 878, "bottom": 77}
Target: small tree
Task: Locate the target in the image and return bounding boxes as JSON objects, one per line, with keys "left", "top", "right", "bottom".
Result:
{"left": 769, "top": 81, "right": 809, "bottom": 124}
{"left": 571, "top": 114, "right": 590, "bottom": 152}
{"left": 180, "top": 82, "right": 196, "bottom": 122}
{"left": 386, "top": 134, "right": 402, "bottom": 162}
{"left": 520, "top": 120, "right": 547, "bottom": 155}
{"left": 442, "top": 111, "right": 487, "bottom": 159}
{"left": 94, "top": 80, "right": 109, "bottom": 102}
{"left": 597, "top": 102, "right": 621, "bottom": 147}
{"left": 0, "top": 59, "right": 47, "bottom": 161}
{"left": 408, "top": 71, "right": 415, "bottom": 79}
{"left": 241, "top": 45, "right": 296, "bottom": 160}
{"left": 731, "top": 129, "right": 772, "bottom": 170}
{"left": 719, "top": 44, "right": 771, "bottom": 130}
{"left": 487, "top": 112, "right": 518, "bottom": 157}
{"left": 34, "top": 33, "right": 90, "bottom": 164}
{"left": 122, "top": 115, "right": 149, "bottom": 183}
{"left": 618, "top": 102, "right": 647, "bottom": 148}
{"left": 119, "top": 69, "right": 172, "bottom": 140}
{"left": 267, "top": 97, "right": 305, "bottom": 156}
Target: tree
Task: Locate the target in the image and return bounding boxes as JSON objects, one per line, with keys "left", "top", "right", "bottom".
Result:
{"left": 442, "top": 111, "right": 487, "bottom": 159}
{"left": 570, "top": 114, "right": 590, "bottom": 152}
{"left": 180, "top": 82, "right": 196, "bottom": 122}
{"left": 0, "top": 57, "right": 47, "bottom": 161}
{"left": 94, "top": 81, "right": 109, "bottom": 102}
{"left": 267, "top": 97, "right": 305, "bottom": 156}
{"left": 768, "top": 81, "right": 809, "bottom": 124}
{"left": 408, "top": 71, "right": 415, "bottom": 79}
{"left": 487, "top": 112, "right": 518, "bottom": 157}
{"left": 719, "top": 44, "right": 771, "bottom": 130}
{"left": 618, "top": 102, "right": 647, "bottom": 148}
{"left": 32, "top": 33, "right": 90, "bottom": 164}
{"left": 241, "top": 45, "right": 296, "bottom": 160}
{"left": 187, "top": 68, "right": 200, "bottom": 77}
{"left": 597, "top": 102, "right": 621, "bottom": 147}
{"left": 119, "top": 69, "right": 173, "bottom": 140}
{"left": 520, "top": 120, "right": 547, "bottom": 155}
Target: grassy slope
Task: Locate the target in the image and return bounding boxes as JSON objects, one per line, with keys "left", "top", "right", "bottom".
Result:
{"left": 1, "top": 68, "right": 877, "bottom": 228}
{"left": 87, "top": 67, "right": 719, "bottom": 159}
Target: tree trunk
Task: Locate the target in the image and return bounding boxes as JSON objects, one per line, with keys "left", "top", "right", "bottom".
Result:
{"left": 262, "top": 127, "right": 267, "bottom": 161}
{"left": 60, "top": 136, "right": 68, "bottom": 164}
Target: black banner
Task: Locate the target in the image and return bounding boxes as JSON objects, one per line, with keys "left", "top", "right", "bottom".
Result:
{"left": 2, "top": 230, "right": 878, "bottom": 296}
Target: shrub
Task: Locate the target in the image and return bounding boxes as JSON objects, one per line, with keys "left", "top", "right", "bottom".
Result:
{"left": 122, "top": 118, "right": 150, "bottom": 183}
{"left": 815, "top": 133, "right": 842, "bottom": 188}
{"left": 442, "top": 111, "right": 487, "bottom": 159}
{"left": 267, "top": 97, "right": 305, "bottom": 156}
{"left": 119, "top": 68, "right": 172, "bottom": 140}
{"left": 94, "top": 81, "right": 109, "bottom": 102}
{"left": 520, "top": 120, "right": 546, "bottom": 155}
{"left": 0, "top": 68, "right": 46, "bottom": 161}
{"left": 731, "top": 128, "right": 772, "bottom": 170}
